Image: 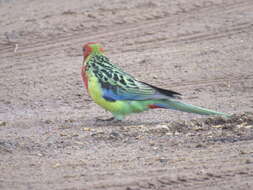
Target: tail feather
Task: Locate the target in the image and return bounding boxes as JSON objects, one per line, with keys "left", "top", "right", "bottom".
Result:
{"left": 154, "top": 100, "right": 230, "bottom": 117}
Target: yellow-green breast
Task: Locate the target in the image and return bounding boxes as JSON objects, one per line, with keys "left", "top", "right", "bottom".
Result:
{"left": 87, "top": 73, "right": 126, "bottom": 114}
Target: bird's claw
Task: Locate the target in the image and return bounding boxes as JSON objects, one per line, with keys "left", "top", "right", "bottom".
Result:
{"left": 95, "top": 117, "right": 117, "bottom": 122}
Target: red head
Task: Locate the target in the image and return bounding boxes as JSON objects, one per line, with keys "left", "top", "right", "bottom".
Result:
{"left": 82, "top": 42, "right": 104, "bottom": 60}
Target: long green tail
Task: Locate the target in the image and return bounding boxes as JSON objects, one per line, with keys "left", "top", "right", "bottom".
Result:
{"left": 156, "top": 99, "right": 230, "bottom": 117}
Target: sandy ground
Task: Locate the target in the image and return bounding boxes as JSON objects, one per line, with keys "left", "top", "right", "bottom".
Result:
{"left": 0, "top": 0, "right": 253, "bottom": 189}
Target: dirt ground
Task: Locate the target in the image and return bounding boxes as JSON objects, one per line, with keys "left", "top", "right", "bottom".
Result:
{"left": 0, "top": 0, "right": 253, "bottom": 189}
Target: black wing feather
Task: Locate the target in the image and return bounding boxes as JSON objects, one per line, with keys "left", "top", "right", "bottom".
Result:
{"left": 141, "top": 82, "right": 182, "bottom": 99}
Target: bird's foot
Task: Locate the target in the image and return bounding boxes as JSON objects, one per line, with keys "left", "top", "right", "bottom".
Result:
{"left": 95, "top": 116, "right": 117, "bottom": 122}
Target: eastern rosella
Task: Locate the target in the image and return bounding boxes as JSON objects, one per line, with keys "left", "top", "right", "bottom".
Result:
{"left": 81, "top": 42, "right": 230, "bottom": 121}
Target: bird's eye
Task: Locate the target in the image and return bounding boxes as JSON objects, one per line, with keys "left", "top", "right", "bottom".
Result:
{"left": 83, "top": 47, "right": 86, "bottom": 52}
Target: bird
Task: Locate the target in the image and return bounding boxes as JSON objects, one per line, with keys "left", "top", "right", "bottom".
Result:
{"left": 81, "top": 42, "right": 230, "bottom": 121}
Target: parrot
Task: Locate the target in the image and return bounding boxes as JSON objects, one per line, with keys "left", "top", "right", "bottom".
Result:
{"left": 81, "top": 42, "right": 230, "bottom": 121}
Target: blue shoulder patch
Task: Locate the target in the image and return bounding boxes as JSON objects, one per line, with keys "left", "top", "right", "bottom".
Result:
{"left": 103, "top": 95, "right": 116, "bottom": 102}
{"left": 102, "top": 88, "right": 117, "bottom": 102}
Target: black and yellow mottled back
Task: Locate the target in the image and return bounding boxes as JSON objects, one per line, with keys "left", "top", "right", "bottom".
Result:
{"left": 85, "top": 54, "right": 181, "bottom": 101}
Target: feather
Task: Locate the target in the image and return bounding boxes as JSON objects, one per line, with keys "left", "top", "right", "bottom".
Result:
{"left": 81, "top": 43, "right": 230, "bottom": 121}
{"left": 87, "top": 55, "right": 181, "bottom": 101}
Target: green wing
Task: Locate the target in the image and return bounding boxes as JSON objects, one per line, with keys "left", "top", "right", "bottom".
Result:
{"left": 87, "top": 54, "right": 181, "bottom": 101}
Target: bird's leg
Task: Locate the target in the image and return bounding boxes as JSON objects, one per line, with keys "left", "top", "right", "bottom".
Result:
{"left": 95, "top": 116, "right": 115, "bottom": 122}
{"left": 95, "top": 114, "right": 124, "bottom": 122}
